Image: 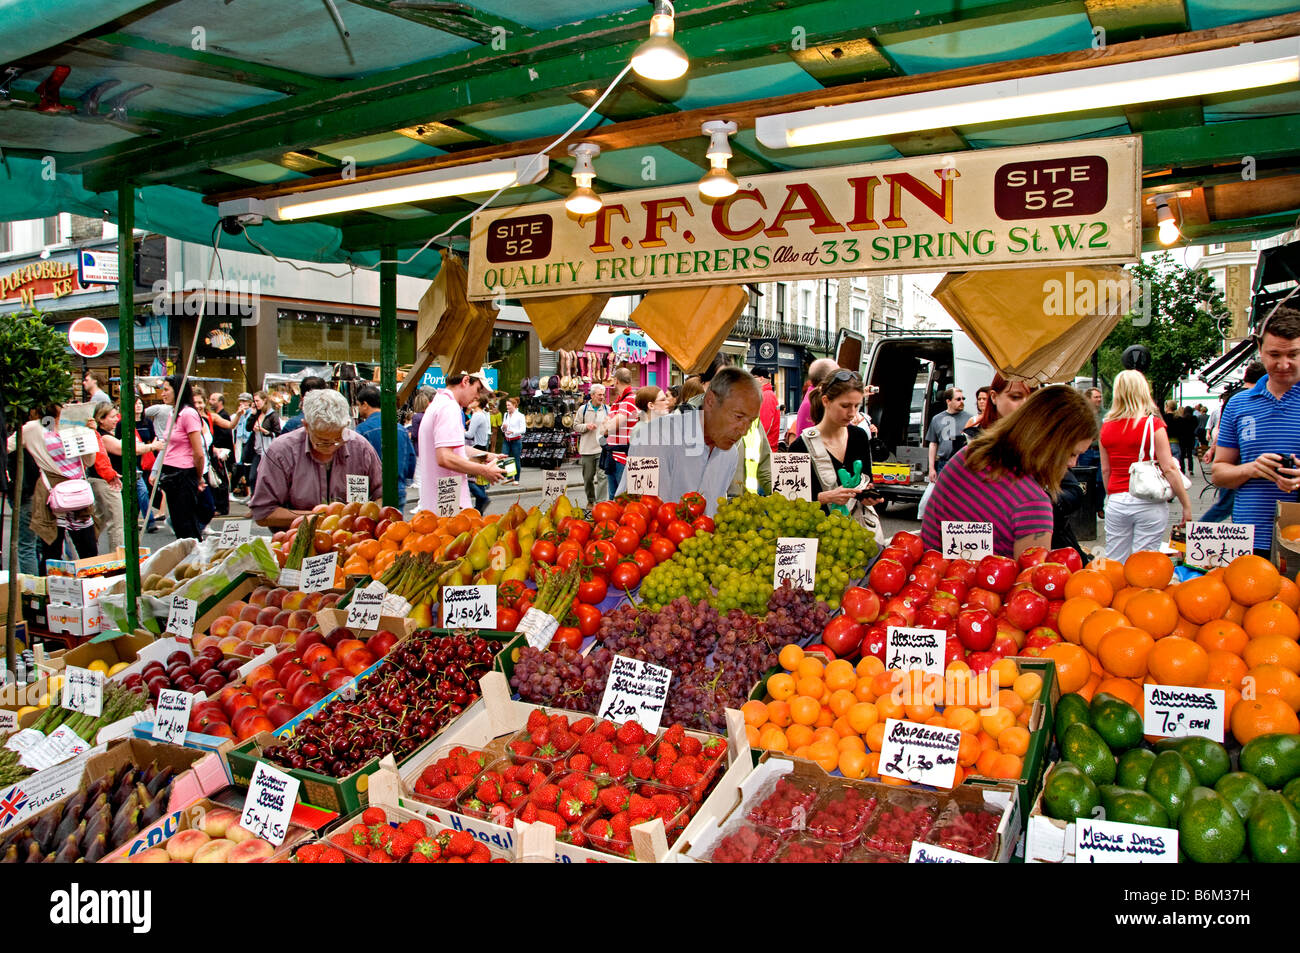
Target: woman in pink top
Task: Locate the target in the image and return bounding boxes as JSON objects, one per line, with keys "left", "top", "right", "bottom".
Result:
{"left": 1099, "top": 370, "right": 1191, "bottom": 561}
{"left": 157, "top": 374, "right": 209, "bottom": 538}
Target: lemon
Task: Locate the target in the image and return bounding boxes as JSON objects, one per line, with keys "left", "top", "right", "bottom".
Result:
{"left": 107, "top": 661, "right": 129, "bottom": 676}
{"left": 16, "top": 706, "right": 37, "bottom": 718}
{"left": 88, "top": 659, "right": 110, "bottom": 674}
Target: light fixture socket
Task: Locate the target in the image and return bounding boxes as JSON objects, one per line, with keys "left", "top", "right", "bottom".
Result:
{"left": 565, "top": 143, "right": 603, "bottom": 215}
{"left": 698, "top": 120, "right": 739, "bottom": 198}
{"left": 1147, "top": 191, "right": 1189, "bottom": 246}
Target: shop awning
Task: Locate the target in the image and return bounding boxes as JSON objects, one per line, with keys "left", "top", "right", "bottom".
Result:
{"left": 4, "top": 2, "right": 1300, "bottom": 271}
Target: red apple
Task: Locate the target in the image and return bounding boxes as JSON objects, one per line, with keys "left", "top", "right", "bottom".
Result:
{"left": 898, "top": 583, "right": 929, "bottom": 605}
{"left": 803, "top": 644, "right": 836, "bottom": 664}
{"left": 883, "top": 597, "right": 917, "bottom": 627}
{"left": 1043, "top": 600, "right": 1064, "bottom": 633}
{"left": 966, "top": 587, "right": 1003, "bottom": 617}
{"left": 840, "top": 586, "right": 881, "bottom": 624}
{"left": 918, "top": 550, "right": 950, "bottom": 575}
{"left": 1048, "top": 547, "right": 1084, "bottom": 573}
{"left": 868, "top": 559, "right": 907, "bottom": 598}
{"left": 928, "top": 590, "right": 961, "bottom": 620}
{"left": 890, "top": 531, "right": 924, "bottom": 566}
{"left": 990, "top": 635, "right": 1019, "bottom": 658}
{"left": 976, "top": 555, "right": 1018, "bottom": 594}
{"left": 965, "top": 651, "right": 999, "bottom": 673}
{"left": 1004, "top": 588, "right": 1049, "bottom": 630}
{"left": 944, "top": 635, "right": 965, "bottom": 668}
{"left": 995, "top": 617, "right": 1027, "bottom": 648}
{"left": 367, "top": 631, "right": 399, "bottom": 657}
{"left": 821, "top": 617, "right": 865, "bottom": 658}
{"left": 1017, "top": 546, "right": 1050, "bottom": 570}
{"left": 945, "top": 559, "right": 977, "bottom": 588}
{"left": 907, "top": 563, "right": 941, "bottom": 592}
{"left": 860, "top": 623, "right": 888, "bottom": 663}
{"left": 913, "top": 606, "right": 948, "bottom": 631}
{"left": 1031, "top": 562, "right": 1071, "bottom": 600}
{"left": 936, "top": 577, "right": 969, "bottom": 604}
{"left": 1024, "top": 626, "right": 1062, "bottom": 655}
{"left": 956, "top": 607, "right": 997, "bottom": 652}
{"left": 878, "top": 545, "right": 913, "bottom": 569}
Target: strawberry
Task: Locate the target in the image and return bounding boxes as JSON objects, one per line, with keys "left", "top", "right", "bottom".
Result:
{"left": 319, "top": 847, "right": 346, "bottom": 863}
{"left": 402, "top": 819, "right": 426, "bottom": 838}
{"left": 572, "top": 777, "right": 599, "bottom": 807}
{"left": 661, "top": 724, "right": 685, "bottom": 746}
{"left": 579, "top": 733, "right": 604, "bottom": 756}
{"left": 361, "top": 807, "right": 387, "bottom": 826}
{"left": 429, "top": 781, "right": 460, "bottom": 801}
{"left": 552, "top": 729, "right": 576, "bottom": 752}
{"left": 616, "top": 721, "right": 645, "bottom": 746}
{"left": 468, "top": 843, "right": 492, "bottom": 863}
{"left": 451, "top": 773, "right": 477, "bottom": 789}
{"left": 330, "top": 832, "right": 353, "bottom": 850}
{"left": 598, "top": 784, "right": 630, "bottom": 814}
{"left": 604, "top": 752, "right": 631, "bottom": 778}
{"left": 475, "top": 779, "right": 501, "bottom": 804}
{"left": 653, "top": 761, "right": 674, "bottom": 782}
{"left": 587, "top": 818, "right": 611, "bottom": 839}
{"left": 534, "top": 741, "right": 559, "bottom": 760}
{"left": 669, "top": 762, "right": 699, "bottom": 788}
{"left": 517, "top": 801, "right": 539, "bottom": 824}
{"left": 680, "top": 736, "right": 702, "bottom": 757}
{"left": 595, "top": 720, "right": 618, "bottom": 740}
{"left": 508, "top": 739, "right": 536, "bottom": 759}
{"left": 701, "top": 737, "right": 726, "bottom": 763}
{"left": 536, "top": 809, "right": 565, "bottom": 832}
{"left": 531, "top": 783, "right": 561, "bottom": 808}
{"left": 297, "top": 843, "right": 324, "bottom": 863}
{"left": 567, "top": 753, "right": 592, "bottom": 773}
{"left": 548, "top": 713, "right": 570, "bottom": 731}
{"left": 370, "top": 825, "right": 393, "bottom": 849}
{"left": 411, "top": 836, "right": 442, "bottom": 862}
{"left": 526, "top": 708, "right": 548, "bottom": 732}
{"left": 409, "top": 853, "right": 431, "bottom": 863}
{"left": 592, "top": 741, "right": 615, "bottom": 765}
{"left": 388, "top": 829, "right": 418, "bottom": 860}
{"left": 570, "top": 717, "right": 594, "bottom": 735}
{"left": 447, "top": 830, "right": 476, "bottom": 857}
{"left": 526, "top": 770, "right": 549, "bottom": 793}
{"left": 609, "top": 812, "right": 632, "bottom": 838}
{"left": 630, "top": 755, "right": 654, "bottom": 779}
{"left": 348, "top": 824, "right": 370, "bottom": 846}
{"left": 651, "top": 793, "right": 681, "bottom": 820}
{"left": 627, "top": 793, "right": 654, "bottom": 822}
{"left": 654, "top": 744, "right": 678, "bottom": 765}
{"left": 559, "top": 797, "right": 587, "bottom": 824}
{"left": 501, "top": 781, "right": 527, "bottom": 803}
{"left": 369, "top": 847, "right": 393, "bottom": 863}
{"left": 565, "top": 826, "right": 588, "bottom": 848}
{"left": 531, "top": 725, "right": 551, "bottom": 747}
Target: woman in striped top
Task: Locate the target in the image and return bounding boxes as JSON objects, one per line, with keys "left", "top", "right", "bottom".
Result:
{"left": 921, "top": 386, "right": 1098, "bottom": 559}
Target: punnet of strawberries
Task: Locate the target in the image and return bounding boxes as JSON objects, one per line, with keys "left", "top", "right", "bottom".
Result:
{"left": 301, "top": 806, "right": 507, "bottom": 863}
{"left": 411, "top": 746, "right": 493, "bottom": 807}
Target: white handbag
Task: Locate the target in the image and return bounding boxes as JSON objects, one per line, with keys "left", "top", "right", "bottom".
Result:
{"left": 1128, "top": 416, "right": 1190, "bottom": 502}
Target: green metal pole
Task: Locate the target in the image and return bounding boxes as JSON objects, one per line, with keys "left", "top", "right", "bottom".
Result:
{"left": 379, "top": 243, "right": 398, "bottom": 507}
{"left": 118, "top": 184, "right": 140, "bottom": 632}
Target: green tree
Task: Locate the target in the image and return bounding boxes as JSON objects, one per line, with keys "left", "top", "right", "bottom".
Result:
{"left": 0, "top": 309, "right": 74, "bottom": 672}
{"left": 1098, "top": 252, "right": 1230, "bottom": 406}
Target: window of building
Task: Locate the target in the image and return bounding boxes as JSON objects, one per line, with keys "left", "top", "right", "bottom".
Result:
{"left": 884, "top": 275, "right": 899, "bottom": 300}
{"left": 0, "top": 222, "right": 9, "bottom": 254}
{"left": 801, "top": 288, "right": 812, "bottom": 321}
{"left": 776, "top": 283, "right": 786, "bottom": 324}
{"left": 43, "top": 217, "right": 60, "bottom": 246}
{"left": 744, "top": 289, "right": 759, "bottom": 319}
{"left": 852, "top": 308, "right": 864, "bottom": 332}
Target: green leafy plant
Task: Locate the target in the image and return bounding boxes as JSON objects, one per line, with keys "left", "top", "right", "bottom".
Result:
{"left": 0, "top": 309, "right": 74, "bottom": 671}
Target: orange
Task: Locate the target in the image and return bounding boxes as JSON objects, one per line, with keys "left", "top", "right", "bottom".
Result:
{"left": 998, "top": 725, "right": 1031, "bottom": 756}
{"left": 1173, "top": 575, "right": 1233, "bottom": 624}
{"left": 839, "top": 749, "right": 870, "bottom": 780}
{"left": 1204, "top": 650, "right": 1248, "bottom": 690}
{"left": 1277, "top": 576, "right": 1300, "bottom": 611}
{"left": 1077, "top": 671, "right": 1102, "bottom": 702}
{"left": 1079, "top": 608, "right": 1130, "bottom": 656}
{"left": 1244, "top": 664, "right": 1300, "bottom": 711}
{"left": 824, "top": 659, "right": 857, "bottom": 692}
{"left": 778, "top": 644, "right": 804, "bottom": 671}
{"left": 410, "top": 511, "right": 439, "bottom": 535}
{"left": 796, "top": 656, "right": 826, "bottom": 679}
{"left": 1282, "top": 525, "right": 1300, "bottom": 542}
{"left": 1230, "top": 696, "right": 1300, "bottom": 744}
{"left": 1146, "top": 637, "right": 1210, "bottom": 687}
{"left": 1125, "top": 551, "right": 1175, "bottom": 589}
{"left": 865, "top": 722, "right": 887, "bottom": 752}
{"left": 1171, "top": 614, "right": 1200, "bottom": 641}
{"left": 1243, "top": 600, "right": 1300, "bottom": 642}
{"left": 1196, "top": 619, "right": 1249, "bottom": 656}
{"left": 1095, "top": 676, "right": 1144, "bottom": 712}
{"left": 1226, "top": 600, "right": 1247, "bottom": 624}
{"left": 789, "top": 695, "right": 821, "bottom": 726}
{"left": 847, "top": 702, "right": 879, "bottom": 733}
{"left": 1243, "top": 634, "right": 1300, "bottom": 673}
{"left": 832, "top": 715, "right": 855, "bottom": 738}
{"left": 1012, "top": 671, "right": 1043, "bottom": 703}
{"left": 1125, "top": 589, "right": 1179, "bottom": 638}
{"left": 837, "top": 734, "right": 866, "bottom": 754}
{"left": 875, "top": 693, "right": 904, "bottom": 722}
{"left": 757, "top": 726, "right": 789, "bottom": 752}
{"left": 355, "top": 538, "right": 381, "bottom": 562}
{"left": 1063, "top": 571, "right": 1114, "bottom": 606}
{"left": 741, "top": 700, "right": 768, "bottom": 726}
{"left": 853, "top": 680, "right": 877, "bottom": 703}
{"left": 767, "top": 673, "right": 796, "bottom": 701}
{"left": 1092, "top": 556, "right": 1128, "bottom": 594}
{"left": 1058, "top": 597, "right": 1102, "bottom": 644}
{"left": 385, "top": 520, "right": 411, "bottom": 541}
{"left": 1224, "top": 554, "right": 1282, "bottom": 606}
{"left": 766, "top": 700, "right": 792, "bottom": 727}
{"left": 806, "top": 739, "right": 838, "bottom": 770}
{"left": 1097, "top": 626, "right": 1156, "bottom": 679}
{"left": 1110, "top": 586, "right": 1143, "bottom": 615}
{"left": 828, "top": 689, "right": 857, "bottom": 718}
{"left": 815, "top": 707, "right": 836, "bottom": 728}
{"left": 856, "top": 656, "right": 885, "bottom": 678}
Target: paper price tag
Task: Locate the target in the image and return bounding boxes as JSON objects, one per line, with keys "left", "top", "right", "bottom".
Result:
{"left": 1075, "top": 817, "right": 1178, "bottom": 863}
{"left": 0, "top": 710, "right": 17, "bottom": 732}
{"left": 441, "top": 586, "right": 496, "bottom": 629}
{"left": 4, "top": 728, "right": 44, "bottom": 754}
{"left": 165, "top": 595, "right": 197, "bottom": 640}
{"left": 346, "top": 474, "right": 370, "bottom": 504}
{"left": 346, "top": 582, "right": 387, "bottom": 631}
{"left": 941, "top": 521, "right": 994, "bottom": 561}
{"left": 517, "top": 607, "right": 559, "bottom": 650}
{"left": 1185, "top": 522, "right": 1254, "bottom": 570}
{"left": 241, "top": 761, "right": 300, "bottom": 847}
{"left": 773, "top": 537, "right": 817, "bottom": 592}
{"left": 878, "top": 718, "right": 961, "bottom": 788}
{"left": 20, "top": 725, "right": 89, "bottom": 771}
{"left": 1143, "top": 684, "right": 1225, "bottom": 742}
{"left": 541, "top": 470, "right": 567, "bottom": 511}
{"left": 300, "top": 551, "right": 337, "bottom": 594}
{"left": 908, "top": 842, "right": 991, "bottom": 863}
{"left": 278, "top": 568, "right": 302, "bottom": 588}
{"left": 152, "top": 689, "right": 194, "bottom": 745}
{"left": 884, "top": 627, "right": 946, "bottom": 678}
{"left": 436, "top": 477, "right": 460, "bottom": 518}
{"left": 772, "top": 453, "right": 812, "bottom": 501}
{"left": 597, "top": 655, "right": 673, "bottom": 734}
{"left": 61, "top": 666, "right": 102, "bottom": 718}
{"left": 624, "top": 456, "right": 660, "bottom": 496}
{"left": 59, "top": 427, "right": 97, "bottom": 459}
{"left": 217, "top": 519, "right": 253, "bottom": 548}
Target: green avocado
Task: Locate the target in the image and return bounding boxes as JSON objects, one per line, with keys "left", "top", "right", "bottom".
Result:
{"left": 1063, "top": 723, "right": 1116, "bottom": 786}
{"left": 1098, "top": 785, "right": 1171, "bottom": 828}
{"left": 1145, "top": 750, "right": 1197, "bottom": 824}
{"left": 1240, "top": 733, "right": 1300, "bottom": 789}
{"left": 1055, "top": 693, "right": 1091, "bottom": 746}
{"left": 1043, "top": 761, "right": 1101, "bottom": 822}
{"left": 1116, "top": 747, "right": 1157, "bottom": 790}
{"left": 1179, "top": 787, "right": 1246, "bottom": 864}
{"left": 1090, "top": 693, "right": 1144, "bottom": 752}
{"left": 1247, "top": 791, "right": 1300, "bottom": 864}
{"left": 1156, "top": 736, "right": 1230, "bottom": 787}
{"left": 1214, "top": 771, "right": 1267, "bottom": 824}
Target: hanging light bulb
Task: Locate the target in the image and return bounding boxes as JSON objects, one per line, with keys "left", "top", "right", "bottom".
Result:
{"left": 698, "top": 120, "right": 739, "bottom": 198}
{"left": 565, "top": 143, "right": 602, "bottom": 216}
{"left": 631, "top": 0, "right": 689, "bottom": 81}
{"left": 1154, "top": 194, "right": 1181, "bottom": 246}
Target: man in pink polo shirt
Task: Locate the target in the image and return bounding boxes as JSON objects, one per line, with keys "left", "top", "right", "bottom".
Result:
{"left": 417, "top": 371, "right": 507, "bottom": 512}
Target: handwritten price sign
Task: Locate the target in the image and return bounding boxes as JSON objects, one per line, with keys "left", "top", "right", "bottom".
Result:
{"left": 241, "top": 762, "right": 300, "bottom": 847}
{"left": 941, "top": 521, "right": 994, "bottom": 561}
{"left": 436, "top": 477, "right": 460, "bottom": 518}
{"left": 346, "top": 474, "right": 370, "bottom": 504}
{"left": 217, "top": 519, "right": 253, "bottom": 547}
{"left": 772, "top": 453, "right": 812, "bottom": 502}
{"left": 884, "top": 627, "right": 946, "bottom": 678}
{"left": 624, "top": 456, "right": 660, "bottom": 496}
{"left": 165, "top": 595, "right": 197, "bottom": 640}
{"left": 441, "top": 586, "right": 497, "bottom": 629}
{"left": 541, "top": 470, "right": 567, "bottom": 511}
{"left": 597, "top": 655, "right": 672, "bottom": 734}
{"left": 1185, "top": 522, "right": 1254, "bottom": 571}
{"left": 773, "top": 538, "right": 817, "bottom": 592}
{"left": 61, "top": 666, "right": 102, "bottom": 718}
{"left": 1143, "top": 684, "right": 1225, "bottom": 742}
{"left": 346, "top": 582, "right": 387, "bottom": 631}
{"left": 1075, "top": 817, "right": 1178, "bottom": 863}
{"left": 909, "top": 842, "right": 991, "bottom": 863}
{"left": 878, "top": 718, "right": 960, "bottom": 788}
{"left": 152, "top": 689, "right": 194, "bottom": 745}
{"left": 300, "top": 551, "right": 337, "bottom": 594}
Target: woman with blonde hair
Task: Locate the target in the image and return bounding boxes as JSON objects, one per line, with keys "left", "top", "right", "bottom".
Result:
{"left": 922, "top": 386, "right": 1098, "bottom": 559}
{"left": 1099, "top": 370, "right": 1192, "bottom": 560}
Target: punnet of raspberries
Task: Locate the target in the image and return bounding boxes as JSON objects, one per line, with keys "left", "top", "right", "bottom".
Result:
{"left": 410, "top": 746, "right": 492, "bottom": 807}
{"left": 863, "top": 802, "right": 939, "bottom": 858}
{"left": 746, "top": 775, "right": 820, "bottom": 832}
{"left": 927, "top": 807, "right": 1000, "bottom": 859}
{"left": 775, "top": 839, "right": 844, "bottom": 863}
{"left": 705, "top": 822, "right": 787, "bottom": 863}
{"left": 806, "top": 786, "right": 879, "bottom": 844}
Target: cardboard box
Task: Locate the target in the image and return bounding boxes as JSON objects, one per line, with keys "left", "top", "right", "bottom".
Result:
{"left": 60, "top": 630, "right": 155, "bottom": 672}
{"left": 1273, "top": 501, "right": 1300, "bottom": 577}
{"left": 1023, "top": 782, "right": 1076, "bottom": 863}
{"left": 678, "top": 753, "right": 1021, "bottom": 863}
{"left": 21, "top": 593, "right": 48, "bottom": 629}
{"left": 46, "top": 546, "right": 150, "bottom": 579}
{"left": 47, "top": 573, "right": 124, "bottom": 609}
{"left": 316, "top": 607, "right": 417, "bottom": 640}
{"left": 871, "top": 462, "right": 911, "bottom": 484}
{"left": 110, "top": 795, "right": 315, "bottom": 862}
{"left": 46, "top": 602, "right": 109, "bottom": 637}
{"left": 224, "top": 730, "right": 390, "bottom": 817}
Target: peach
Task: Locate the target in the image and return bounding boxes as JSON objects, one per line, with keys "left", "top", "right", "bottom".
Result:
{"left": 228, "top": 620, "right": 254, "bottom": 640}
{"left": 130, "top": 847, "right": 171, "bottom": 863}
{"left": 195, "top": 634, "right": 223, "bottom": 652}
{"left": 280, "top": 630, "right": 300, "bottom": 646}
{"left": 233, "top": 640, "right": 260, "bottom": 658}
{"left": 228, "top": 838, "right": 275, "bottom": 863}
{"left": 268, "top": 588, "right": 289, "bottom": 608}
{"left": 209, "top": 616, "right": 237, "bottom": 639}
{"left": 223, "top": 601, "right": 249, "bottom": 618}
{"left": 192, "top": 839, "right": 235, "bottom": 863}
{"left": 248, "top": 586, "right": 272, "bottom": 607}
{"left": 217, "top": 636, "right": 242, "bottom": 654}
{"left": 239, "top": 605, "right": 261, "bottom": 623}
{"left": 256, "top": 606, "right": 280, "bottom": 627}
{"left": 247, "top": 624, "right": 272, "bottom": 645}
{"left": 288, "top": 610, "right": 313, "bottom": 630}
{"left": 202, "top": 808, "right": 241, "bottom": 838}
{"left": 273, "top": 611, "right": 292, "bottom": 627}
{"left": 264, "top": 625, "right": 287, "bottom": 644}
{"left": 320, "top": 593, "right": 341, "bottom": 609}
{"left": 301, "top": 592, "right": 325, "bottom": 612}
{"left": 165, "top": 828, "right": 211, "bottom": 862}
{"left": 224, "top": 823, "right": 256, "bottom": 844}
{"left": 282, "top": 591, "right": 307, "bottom": 612}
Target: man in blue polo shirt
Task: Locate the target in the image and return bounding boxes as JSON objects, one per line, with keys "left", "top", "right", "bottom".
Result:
{"left": 1212, "top": 308, "right": 1300, "bottom": 558}
{"left": 355, "top": 385, "right": 415, "bottom": 507}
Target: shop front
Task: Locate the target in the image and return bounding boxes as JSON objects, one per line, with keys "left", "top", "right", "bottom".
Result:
{"left": 579, "top": 327, "right": 670, "bottom": 390}
{"left": 746, "top": 337, "right": 808, "bottom": 416}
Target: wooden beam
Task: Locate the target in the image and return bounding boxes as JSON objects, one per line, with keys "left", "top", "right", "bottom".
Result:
{"left": 1142, "top": 211, "right": 1300, "bottom": 249}
{"left": 201, "top": 12, "right": 1300, "bottom": 207}
{"left": 345, "top": 0, "right": 528, "bottom": 44}
{"left": 70, "top": 0, "right": 1094, "bottom": 189}
{"left": 1083, "top": 0, "right": 1187, "bottom": 44}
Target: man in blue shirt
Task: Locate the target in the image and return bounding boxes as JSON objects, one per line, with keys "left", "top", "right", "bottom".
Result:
{"left": 1212, "top": 308, "right": 1300, "bottom": 558}
{"left": 355, "top": 386, "right": 416, "bottom": 507}
{"left": 281, "top": 376, "right": 327, "bottom": 434}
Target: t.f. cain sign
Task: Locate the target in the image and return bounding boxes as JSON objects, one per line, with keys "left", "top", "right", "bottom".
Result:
{"left": 468, "top": 136, "right": 1140, "bottom": 300}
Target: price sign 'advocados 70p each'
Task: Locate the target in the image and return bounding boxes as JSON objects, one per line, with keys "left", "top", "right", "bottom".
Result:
{"left": 467, "top": 137, "right": 1140, "bottom": 300}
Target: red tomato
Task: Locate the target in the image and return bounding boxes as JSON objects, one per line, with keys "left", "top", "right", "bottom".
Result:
{"left": 584, "top": 540, "right": 618, "bottom": 575}
{"left": 610, "top": 559, "right": 641, "bottom": 592}
{"left": 691, "top": 515, "right": 715, "bottom": 534}
{"left": 649, "top": 537, "right": 676, "bottom": 563}
{"left": 556, "top": 548, "right": 582, "bottom": 573}
{"left": 631, "top": 547, "right": 657, "bottom": 576}
{"left": 575, "top": 603, "right": 602, "bottom": 638}
{"left": 639, "top": 494, "right": 663, "bottom": 514}
{"left": 530, "top": 539, "right": 557, "bottom": 564}
{"left": 656, "top": 502, "right": 678, "bottom": 527}
{"left": 560, "top": 518, "right": 592, "bottom": 546}
{"left": 496, "top": 606, "right": 521, "bottom": 632}
{"left": 593, "top": 519, "right": 620, "bottom": 541}
{"left": 592, "top": 501, "right": 623, "bottom": 524}
{"left": 550, "top": 626, "right": 582, "bottom": 652}
{"left": 611, "top": 526, "right": 640, "bottom": 556}
{"left": 498, "top": 580, "right": 528, "bottom": 610}
{"left": 620, "top": 513, "right": 648, "bottom": 538}
{"left": 665, "top": 519, "right": 694, "bottom": 545}
{"left": 622, "top": 501, "right": 649, "bottom": 521}
{"left": 577, "top": 575, "right": 608, "bottom": 604}
{"left": 681, "top": 492, "right": 707, "bottom": 519}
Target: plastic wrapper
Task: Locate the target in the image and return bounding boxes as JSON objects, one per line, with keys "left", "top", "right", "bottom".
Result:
{"left": 99, "top": 538, "right": 198, "bottom": 631}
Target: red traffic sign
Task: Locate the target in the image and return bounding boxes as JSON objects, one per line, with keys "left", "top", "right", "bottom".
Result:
{"left": 68, "top": 317, "right": 109, "bottom": 358}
